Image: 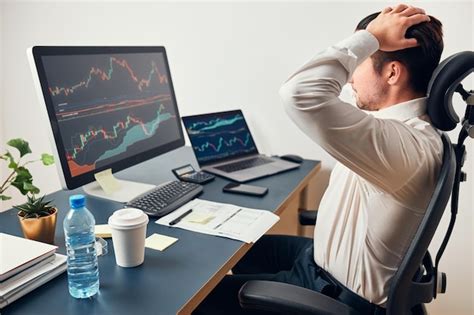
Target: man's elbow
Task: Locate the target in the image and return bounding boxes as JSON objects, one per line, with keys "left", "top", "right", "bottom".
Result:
{"left": 279, "top": 78, "right": 316, "bottom": 111}
{"left": 279, "top": 78, "right": 335, "bottom": 111}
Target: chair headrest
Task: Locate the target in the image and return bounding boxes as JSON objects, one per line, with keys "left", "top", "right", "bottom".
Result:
{"left": 426, "top": 51, "right": 474, "bottom": 131}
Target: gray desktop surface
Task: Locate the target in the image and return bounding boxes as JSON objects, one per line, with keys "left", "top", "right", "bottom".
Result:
{"left": 0, "top": 146, "right": 319, "bottom": 315}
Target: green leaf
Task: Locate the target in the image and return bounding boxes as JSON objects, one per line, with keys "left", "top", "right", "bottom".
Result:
{"left": 8, "top": 160, "right": 18, "bottom": 169}
{"left": 3, "top": 151, "right": 17, "bottom": 169}
{"left": 0, "top": 195, "right": 12, "bottom": 201}
{"left": 11, "top": 181, "right": 29, "bottom": 195}
{"left": 14, "top": 194, "right": 55, "bottom": 217}
{"left": 15, "top": 167, "right": 33, "bottom": 181}
{"left": 7, "top": 139, "right": 32, "bottom": 158}
{"left": 11, "top": 167, "right": 33, "bottom": 195}
{"left": 41, "top": 154, "right": 54, "bottom": 166}
{"left": 23, "top": 182, "right": 40, "bottom": 194}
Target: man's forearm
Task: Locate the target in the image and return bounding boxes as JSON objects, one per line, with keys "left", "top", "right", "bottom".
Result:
{"left": 279, "top": 30, "right": 378, "bottom": 111}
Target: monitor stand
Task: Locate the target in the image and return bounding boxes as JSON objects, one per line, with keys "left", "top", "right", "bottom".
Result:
{"left": 83, "top": 179, "right": 155, "bottom": 203}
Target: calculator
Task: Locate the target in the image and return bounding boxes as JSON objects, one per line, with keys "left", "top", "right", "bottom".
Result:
{"left": 172, "top": 164, "right": 215, "bottom": 184}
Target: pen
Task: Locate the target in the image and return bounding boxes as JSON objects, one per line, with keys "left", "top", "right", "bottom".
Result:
{"left": 169, "top": 209, "right": 193, "bottom": 226}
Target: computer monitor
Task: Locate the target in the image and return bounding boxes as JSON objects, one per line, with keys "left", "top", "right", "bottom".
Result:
{"left": 28, "top": 46, "right": 184, "bottom": 202}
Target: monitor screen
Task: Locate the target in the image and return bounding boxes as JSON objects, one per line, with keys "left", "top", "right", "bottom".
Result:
{"left": 30, "top": 46, "right": 184, "bottom": 189}
{"left": 182, "top": 110, "right": 258, "bottom": 166}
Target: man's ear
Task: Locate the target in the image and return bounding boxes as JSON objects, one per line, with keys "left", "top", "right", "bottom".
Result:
{"left": 385, "top": 61, "right": 405, "bottom": 86}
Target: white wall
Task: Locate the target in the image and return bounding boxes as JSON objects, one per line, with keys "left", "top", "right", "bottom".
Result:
{"left": 0, "top": 2, "right": 4, "bottom": 210}
{"left": 1, "top": 1, "right": 472, "bottom": 314}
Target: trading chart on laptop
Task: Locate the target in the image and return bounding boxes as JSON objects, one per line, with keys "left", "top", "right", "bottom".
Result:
{"left": 182, "top": 111, "right": 258, "bottom": 164}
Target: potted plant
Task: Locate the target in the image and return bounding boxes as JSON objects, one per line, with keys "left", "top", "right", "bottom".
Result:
{"left": 0, "top": 138, "right": 56, "bottom": 243}
{"left": 15, "top": 194, "right": 58, "bottom": 244}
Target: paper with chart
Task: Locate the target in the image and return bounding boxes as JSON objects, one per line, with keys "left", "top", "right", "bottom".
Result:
{"left": 156, "top": 199, "right": 279, "bottom": 243}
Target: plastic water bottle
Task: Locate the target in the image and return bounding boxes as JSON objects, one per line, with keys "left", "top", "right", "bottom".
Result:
{"left": 63, "top": 194, "right": 99, "bottom": 298}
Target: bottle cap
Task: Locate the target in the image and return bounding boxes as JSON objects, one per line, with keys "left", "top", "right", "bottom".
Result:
{"left": 108, "top": 208, "right": 149, "bottom": 230}
{"left": 69, "top": 194, "right": 85, "bottom": 209}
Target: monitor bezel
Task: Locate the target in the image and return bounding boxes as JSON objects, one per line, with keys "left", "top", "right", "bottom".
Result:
{"left": 29, "top": 46, "right": 185, "bottom": 190}
{"left": 181, "top": 109, "right": 259, "bottom": 166}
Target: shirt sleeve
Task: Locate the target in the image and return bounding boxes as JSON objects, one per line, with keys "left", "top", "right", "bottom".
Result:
{"left": 280, "top": 30, "right": 425, "bottom": 193}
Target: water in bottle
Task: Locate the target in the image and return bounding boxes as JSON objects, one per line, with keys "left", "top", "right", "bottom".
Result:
{"left": 63, "top": 194, "right": 99, "bottom": 298}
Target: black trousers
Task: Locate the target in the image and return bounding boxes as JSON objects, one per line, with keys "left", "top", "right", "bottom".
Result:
{"left": 193, "top": 234, "right": 317, "bottom": 315}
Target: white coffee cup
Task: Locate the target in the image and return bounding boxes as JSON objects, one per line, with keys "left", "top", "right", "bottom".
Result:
{"left": 108, "top": 208, "right": 149, "bottom": 268}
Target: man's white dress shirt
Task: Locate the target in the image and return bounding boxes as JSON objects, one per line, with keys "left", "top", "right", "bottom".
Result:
{"left": 280, "top": 30, "right": 443, "bottom": 305}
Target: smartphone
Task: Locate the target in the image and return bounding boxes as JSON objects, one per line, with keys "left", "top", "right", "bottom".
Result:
{"left": 222, "top": 183, "right": 268, "bottom": 196}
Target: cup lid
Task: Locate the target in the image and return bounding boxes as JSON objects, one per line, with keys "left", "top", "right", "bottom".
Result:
{"left": 108, "top": 208, "right": 149, "bottom": 229}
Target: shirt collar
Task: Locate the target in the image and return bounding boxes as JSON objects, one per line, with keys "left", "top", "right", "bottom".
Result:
{"left": 370, "top": 97, "right": 427, "bottom": 122}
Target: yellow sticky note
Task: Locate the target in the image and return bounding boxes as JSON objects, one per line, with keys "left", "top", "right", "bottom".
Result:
{"left": 184, "top": 213, "right": 215, "bottom": 225}
{"left": 145, "top": 234, "right": 178, "bottom": 251}
{"left": 95, "top": 224, "right": 112, "bottom": 238}
{"left": 94, "top": 168, "right": 121, "bottom": 194}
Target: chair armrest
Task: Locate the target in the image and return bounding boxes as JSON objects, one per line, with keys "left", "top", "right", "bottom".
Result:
{"left": 299, "top": 209, "right": 318, "bottom": 226}
{"left": 238, "top": 280, "right": 359, "bottom": 315}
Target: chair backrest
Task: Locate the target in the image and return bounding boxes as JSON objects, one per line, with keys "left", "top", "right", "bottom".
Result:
{"left": 387, "top": 51, "right": 473, "bottom": 314}
{"left": 386, "top": 132, "right": 456, "bottom": 314}
{"left": 387, "top": 51, "right": 474, "bottom": 314}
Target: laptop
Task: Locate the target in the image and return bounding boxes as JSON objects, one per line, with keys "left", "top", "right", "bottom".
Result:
{"left": 182, "top": 110, "right": 300, "bottom": 182}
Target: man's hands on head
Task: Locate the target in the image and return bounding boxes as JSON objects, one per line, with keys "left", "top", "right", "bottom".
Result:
{"left": 366, "top": 4, "right": 430, "bottom": 51}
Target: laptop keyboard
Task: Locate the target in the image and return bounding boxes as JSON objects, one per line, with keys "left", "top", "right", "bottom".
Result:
{"left": 215, "top": 157, "right": 273, "bottom": 173}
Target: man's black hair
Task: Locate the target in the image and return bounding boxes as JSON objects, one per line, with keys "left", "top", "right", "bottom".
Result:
{"left": 356, "top": 12, "right": 443, "bottom": 94}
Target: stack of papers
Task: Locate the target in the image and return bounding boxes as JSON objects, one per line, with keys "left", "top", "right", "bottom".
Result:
{"left": 0, "top": 233, "right": 67, "bottom": 308}
{"left": 156, "top": 199, "right": 279, "bottom": 243}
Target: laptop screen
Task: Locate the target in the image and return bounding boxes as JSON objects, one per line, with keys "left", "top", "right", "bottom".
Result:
{"left": 182, "top": 110, "right": 259, "bottom": 165}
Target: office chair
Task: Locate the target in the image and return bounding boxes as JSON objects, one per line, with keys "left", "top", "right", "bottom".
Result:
{"left": 238, "top": 51, "right": 474, "bottom": 315}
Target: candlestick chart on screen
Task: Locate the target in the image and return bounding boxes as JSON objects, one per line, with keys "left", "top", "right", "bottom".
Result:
{"left": 185, "top": 113, "right": 257, "bottom": 163}
{"left": 42, "top": 53, "right": 180, "bottom": 177}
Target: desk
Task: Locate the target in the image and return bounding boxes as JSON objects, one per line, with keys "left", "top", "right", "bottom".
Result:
{"left": 0, "top": 147, "right": 320, "bottom": 315}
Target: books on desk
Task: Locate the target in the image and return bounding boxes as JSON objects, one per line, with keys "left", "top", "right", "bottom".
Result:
{"left": 0, "top": 233, "right": 67, "bottom": 309}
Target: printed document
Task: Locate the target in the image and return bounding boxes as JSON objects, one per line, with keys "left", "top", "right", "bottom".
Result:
{"left": 156, "top": 199, "right": 279, "bottom": 243}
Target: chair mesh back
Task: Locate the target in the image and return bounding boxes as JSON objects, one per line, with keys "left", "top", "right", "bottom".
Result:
{"left": 387, "top": 133, "right": 456, "bottom": 314}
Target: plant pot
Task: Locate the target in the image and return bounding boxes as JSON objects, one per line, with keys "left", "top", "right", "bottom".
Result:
{"left": 18, "top": 208, "right": 58, "bottom": 244}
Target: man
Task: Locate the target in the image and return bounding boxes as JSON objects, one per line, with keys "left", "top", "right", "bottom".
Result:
{"left": 195, "top": 4, "right": 443, "bottom": 314}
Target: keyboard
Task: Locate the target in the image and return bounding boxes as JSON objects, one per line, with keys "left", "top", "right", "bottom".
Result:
{"left": 126, "top": 181, "right": 203, "bottom": 217}
{"left": 215, "top": 157, "right": 273, "bottom": 173}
